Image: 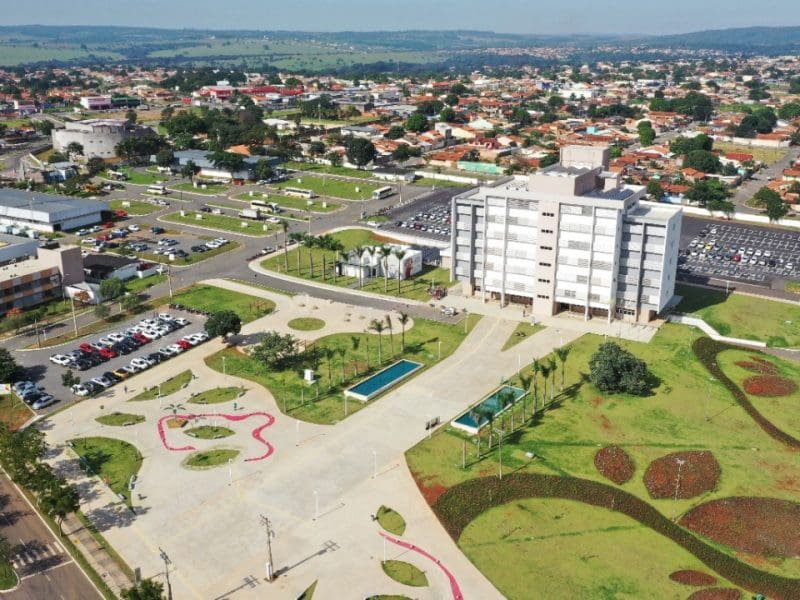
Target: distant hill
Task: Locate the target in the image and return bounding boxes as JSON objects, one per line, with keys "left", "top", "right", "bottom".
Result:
{"left": 646, "top": 26, "right": 800, "bottom": 52}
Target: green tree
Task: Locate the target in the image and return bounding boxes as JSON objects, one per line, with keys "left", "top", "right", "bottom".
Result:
{"left": 325, "top": 151, "right": 342, "bottom": 167}
{"left": 345, "top": 138, "right": 375, "bottom": 168}
{"left": 539, "top": 153, "right": 559, "bottom": 168}
{"left": 439, "top": 106, "right": 456, "bottom": 123}
{"left": 205, "top": 150, "right": 245, "bottom": 174}
{"left": 588, "top": 342, "right": 653, "bottom": 396}
{"left": 121, "top": 578, "right": 165, "bottom": 600}
{"left": 753, "top": 186, "right": 781, "bottom": 208}
{"left": 205, "top": 310, "right": 242, "bottom": 340}
{"left": 405, "top": 112, "right": 429, "bottom": 133}
{"left": 392, "top": 143, "right": 418, "bottom": 162}
{"left": 125, "top": 109, "right": 137, "bottom": 124}
{"left": 368, "top": 319, "right": 385, "bottom": 364}
{"left": 121, "top": 293, "right": 142, "bottom": 313}
{"left": 85, "top": 156, "right": 105, "bottom": 175}
{"left": 99, "top": 278, "right": 125, "bottom": 301}
{"left": 555, "top": 345, "right": 572, "bottom": 391}
{"left": 155, "top": 148, "right": 174, "bottom": 168}
{"left": 385, "top": 125, "right": 405, "bottom": 140}
{"left": 251, "top": 331, "right": 300, "bottom": 370}
{"left": 253, "top": 158, "right": 274, "bottom": 181}
{"left": 637, "top": 121, "right": 656, "bottom": 146}
{"left": 646, "top": 179, "right": 663, "bottom": 200}
{"left": 764, "top": 191, "right": 788, "bottom": 223}
{"left": 0, "top": 348, "right": 17, "bottom": 383}
{"left": 670, "top": 134, "right": 713, "bottom": 156}
{"left": 94, "top": 303, "right": 111, "bottom": 320}
{"left": 66, "top": 141, "right": 84, "bottom": 156}
{"left": 180, "top": 160, "right": 196, "bottom": 181}
{"left": 686, "top": 179, "right": 731, "bottom": 211}
{"left": 61, "top": 370, "right": 80, "bottom": 389}
{"left": 397, "top": 312, "right": 410, "bottom": 353}
{"left": 40, "top": 479, "right": 80, "bottom": 536}
{"left": 683, "top": 149, "right": 721, "bottom": 174}
{"left": 778, "top": 102, "right": 800, "bottom": 121}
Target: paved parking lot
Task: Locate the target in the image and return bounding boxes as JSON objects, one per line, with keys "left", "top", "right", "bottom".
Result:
{"left": 382, "top": 188, "right": 465, "bottom": 242}
{"left": 679, "top": 217, "right": 800, "bottom": 286}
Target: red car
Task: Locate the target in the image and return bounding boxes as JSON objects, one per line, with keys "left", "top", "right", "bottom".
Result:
{"left": 176, "top": 339, "right": 191, "bottom": 350}
{"left": 133, "top": 332, "right": 151, "bottom": 344}
{"left": 99, "top": 347, "right": 117, "bottom": 359}
{"left": 79, "top": 342, "right": 94, "bottom": 353}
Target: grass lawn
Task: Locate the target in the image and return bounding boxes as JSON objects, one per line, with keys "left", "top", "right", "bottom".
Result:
{"left": 786, "top": 281, "right": 800, "bottom": 295}
{"left": 163, "top": 210, "right": 274, "bottom": 236}
{"left": 0, "top": 395, "right": 34, "bottom": 430}
{"left": 125, "top": 273, "right": 166, "bottom": 294}
{"left": 413, "top": 178, "right": 471, "bottom": 188}
{"left": 274, "top": 175, "right": 381, "bottom": 200}
{"left": 676, "top": 284, "right": 800, "bottom": 347}
{"left": 117, "top": 168, "right": 168, "bottom": 186}
{"left": 184, "top": 448, "right": 239, "bottom": 468}
{"left": 297, "top": 580, "right": 317, "bottom": 600}
{"left": 235, "top": 191, "right": 341, "bottom": 213}
{"left": 205, "top": 314, "right": 482, "bottom": 425}
{"left": 223, "top": 277, "right": 296, "bottom": 297}
{"left": 501, "top": 322, "right": 546, "bottom": 351}
{"left": 185, "top": 425, "right": 234, "bottom": 439}
{"left": 70, "top": 437, "right": 143, "bottom": 506}
{"left": 130, "top": 370, "right": 193, "bottom": 401}
{"left": 0, "top": 561, "right": 16, "bottom": 590}
{"left": 376, "top": 506, "right": 406, "bottom": 536}
{"left": 381, "top": 560, "right": 428, "bottom": 587}
{"left": 714, "top": 142, "right": 788, "bottom": 166}
{"left": 188, "top": 387, "right": 243, "bottom": 405}
{"left": 172, "top": 182, "right": 229, "bottom": 195}
{"left": 108, "top": 199, "right": 160, "bottom": 215}
{"left": 284, "top": 161, "right": 376, "bottom": 179}
{"left": 406, "top": 323, "right": 800, "bottom": 590}
{"left": 170, "top": 284, "right": 275, "bottom": 323}
{"left": 288, "top": 318, "right": 326, "bottom": 331}
{"left": 95, "top": 413, "right": 145, "bottom": 427}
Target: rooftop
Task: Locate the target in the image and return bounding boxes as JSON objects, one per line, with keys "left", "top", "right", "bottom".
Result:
{"left": 0, "top": 255, "right": 59, "bottom": 282}
{"left": 0, "top": 189, "right": 107, "bottom": 218}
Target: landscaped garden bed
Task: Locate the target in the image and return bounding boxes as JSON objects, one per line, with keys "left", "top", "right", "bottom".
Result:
{"left": 742, "top": 375, "right": 797, "bottom": 397}
{"left": 643, "top": 451, "right": 721, "bottom": 500}
{"left": 594, "top": 445, "right": 635, "bottom": 485}
{"left": 669, "top": 570, "right": 718, "bottom": 586}
{"left": 184, "top": 448, "right": 239, "bottom": 469}
{"left": 687, "top": 589, "right": 742, "bottom": 600}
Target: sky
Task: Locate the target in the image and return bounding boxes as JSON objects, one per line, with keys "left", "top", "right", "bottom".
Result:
{"left": 3, "top": 0, "right": 798, "bottom": 35}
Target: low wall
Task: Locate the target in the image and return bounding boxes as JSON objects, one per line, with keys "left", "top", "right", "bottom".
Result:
{"left": 667, "top": 313, "right": 767, "bottom": 348}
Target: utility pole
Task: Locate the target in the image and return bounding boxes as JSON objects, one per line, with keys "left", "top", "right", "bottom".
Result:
{"left": 167, "top": 266, "right": 173, "bottom": 299}
{"left": 259, "top": 514, "right": 276, "bottom": 582}
{"left": 159, "top": 547, "right": 173, "bottom": 600}
{"left": 69, "top": 293, "right": 78, "bottom": 337}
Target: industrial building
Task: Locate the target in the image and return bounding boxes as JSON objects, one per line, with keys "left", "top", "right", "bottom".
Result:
{"left": 52, "top": 118, "right": 153, "bottom": 158}
{"left": 0, "top": 189, "right": 108, "bottom": 233}
{"left": 450, "top": 145, "right": 682, "bottom": 323}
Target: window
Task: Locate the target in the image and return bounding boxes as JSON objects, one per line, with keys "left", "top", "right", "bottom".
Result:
{"left": 542, "top": 212, "right": 555, "bottom": 217}
{"left": 541, "top": 228, "right": 554, "bottom": 234}
{"left": 537, "top": 278, "right": 551, "bottom": 284}
{"left": 538, "top": 262, "right": 552, "bottom": 267}
{"left": 537, "top": 294, "right": 550, "bottom": 300}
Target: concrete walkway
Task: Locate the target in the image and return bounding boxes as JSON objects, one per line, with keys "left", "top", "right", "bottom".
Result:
{"left": 41, "top": 280, "right": 582, "bottom": 599}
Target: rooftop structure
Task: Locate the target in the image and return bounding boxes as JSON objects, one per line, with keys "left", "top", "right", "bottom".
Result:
{"left": 0, "top": 189, "right": 108, "bottom": 233}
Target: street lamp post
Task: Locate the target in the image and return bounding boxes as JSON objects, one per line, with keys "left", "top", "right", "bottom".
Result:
{"left": 159, "top": 547, "right": 173, "bottom": 600}
{"left": 228, "top": 458, "right": 233, "bottom": 486}
{"left": 493, "top": 428, "right": 504, "bottom": 479}
{"left": 705, "top": 376, "right": 716, "bottom": 422}
{"left": 463, "top": 309, "right": 469, "bottom": 334}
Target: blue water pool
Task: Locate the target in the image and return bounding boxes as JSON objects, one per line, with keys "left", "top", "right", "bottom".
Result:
{"left": 452, "top": 385, "right": 527, "bottom": 433}
{"left": 345, "top": 359, "right": 423, "bottom": 401}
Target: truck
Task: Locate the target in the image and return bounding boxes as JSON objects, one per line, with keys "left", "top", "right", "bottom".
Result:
{"left": 239, "top": 208, "right": 263, "bottom": 220}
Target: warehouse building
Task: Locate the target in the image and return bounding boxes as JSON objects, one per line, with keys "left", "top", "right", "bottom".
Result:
{"left": 450, "top": 145, "right": 682, "bottom": 323}
{"left": 0, "top": 189, "right": 108, "bottom": 233}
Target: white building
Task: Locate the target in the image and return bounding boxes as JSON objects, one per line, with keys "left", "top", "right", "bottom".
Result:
{"left": 340, "top": 245, "right": 422, "bottom": 281}
{"left": 52, "top": 119, "right": 154, "bottom": 159}
{"left": 0, "top": 190, "right": 108, "bottom": 233}
{"left": 451, "top": 145, "right": 682, "bottom": 323}
{"left": 79, "top": 95, "right": 113, "bottom": 110}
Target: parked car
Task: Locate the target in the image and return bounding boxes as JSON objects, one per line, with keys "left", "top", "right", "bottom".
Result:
{"left": 31, "top": 395, "right": 57, "bottom": 410}
{"left": 71, "top": 384, "right": 90, "bottom": 397}
{"left": 50, "top": 354, "right": 72, "bottom": 366}
{"left": 99, "top": 347, "right": 117, "bottom": 359}
{"left": 91, "top": 376, "right": 113, "bottom": 388}
{"left": 130, "top": 357, "right": 151, "bottom": 371}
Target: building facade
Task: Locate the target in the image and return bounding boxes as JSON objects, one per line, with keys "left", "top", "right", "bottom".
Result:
{"left": 52, "top": 119, "right": 153, "bottom": 159}
{"left": 0, "top": 190, "right": 108, "bottom": 233}
{"left": 450, "top": 146, "right": 682, "bottom": 323}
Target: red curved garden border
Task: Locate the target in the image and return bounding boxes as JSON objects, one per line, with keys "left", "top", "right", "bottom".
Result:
{"left": 157, "top": 412, "right": 275, "bottom": 462}
{"left": 379, "top": 531, "right": 463, "bottom": 600}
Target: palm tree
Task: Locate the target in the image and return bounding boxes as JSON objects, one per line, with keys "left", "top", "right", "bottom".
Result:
{"left": 280, "top": 220, "right": 290, "bottom": 271}
{"left": 539, "top": 363, "right": 550, "bottom": 412}
{"left": 336, "top": 346, "right": 347, "bottom": 383}
{"left": 393, "top": 248, "right": 407, "bottom": 296}
{"left": 350, "top": 336, "right": 361, "bottom": 375}
{"left": 317, "top": 234, "right": 333, "bottom": 280}
{"left": 531, "top": 359, "right": 541, "bottom": 417}
{"left": 378, "top": 245, "right": 392, "bottom": 293}
{"left": 363, "top": 246, "right": 375, "bottom": 286}
{"left": 555, "top": 345, "right": 572, "bottom": 391}
{"left": 547, "top": 358, "right": 557, "bottom": 403}
{"left": 398, "top": 312, "right": 410, "bottom": 353}
{"left": 352, "top": 246, "right": 365, "bottom": 288}
{"left": 302, "top": 234, "right": 317, "bottom": 278}
{"left": 289, "top": 232, "right": 303, "bottom": 274}
{"left": 321, "top": 347, "right": 334, "bottom": 388}
{"left": 330, "top": 239, "right": 344, "bottom": 284}
{"left": 497, "top": 389, "right": 516, "bottom": 431}
{"left": 385, "top": 314, "right": 395, "bottom": 357}
{"left": 164, "top": 402, "right": 185, "bottom": 417}
{"left": 369, "top": 319, "right": 385, "bottom": 364}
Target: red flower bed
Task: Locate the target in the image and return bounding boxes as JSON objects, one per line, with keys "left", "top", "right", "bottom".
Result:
{"left": 643, "top": 451, "right": 721, "bottom": 500}
{"left": 680, "top": 497, "right": 800, "bottom": 559}
{"left": 687, "top": 589, "right": 741, "bottom": 600}
{"left": 742, "top": 375, "right": 797, "bottom": 397}
{"left": 735, "top": 357, "right": 778, "bottom": 375}
{"left": 669, "top": 570, "right": 717, "bottom": 586}
{"left": 594, "top": 445, "right": 635, "bottom": 485}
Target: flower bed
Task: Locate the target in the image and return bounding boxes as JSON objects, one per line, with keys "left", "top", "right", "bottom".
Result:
{"left": 669, "top": 570, "right": 717, "bottom": 587}
{"left": 687, "top": 589, "right": 741, "bottom": 600}
{"left": 735, "top": 357, "right": 778, "bottom": 375}
{"left": 643, "top": 451, "right": 721, "bottom": 500}
{"left": 742, "top": 375, "right": 797, "bottom": 397}
{"left": 680, "top": 497, "right": 800, "bottom": 559}
{"left": 594, "top": 445, "right": 635, "bottom": 485}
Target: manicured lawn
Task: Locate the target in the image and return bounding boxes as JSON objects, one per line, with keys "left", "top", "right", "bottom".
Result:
{"left": 0, "top": 395, "right": 34, "bottom": 430}
{"left": 205, "top": 314, "right": 482, "bottom": 425}
{"left": 288, "top": 317, "right": 326, "bottom": 331}
{"left": 676, "top": 284, "right": 800, "bottom": 347}
{"left": 125, "top": 273, "right": 166, "bottom": 293}
{"left": 406, "top": 322, "right": 800, "bottom": 590}
{"left": 185, "top": 425, "right": 234, "bottom": 439}
{"left": 117, "top": 168, "right": 168, "bottom": 186}
{"left": 163, "top": 210, "right": 274, "bottom": 236}
{"left": 108, "top": 199, "right": 160, "bottom": 215}
{"left": 376, "top": 506, "right": 406, "bottom": 536}
{"left": 274, "top": 175, "right": 381, "bottom": 200}
{"left": 70, "top": 437, "right": 143, "bottom": 506}
{"left": 381, "top": 560, "right": 428, "bottom": 587}
{"left": 501, "top": 322, "right": 546, "bottom": 351}
{"left": 130, "top": 370, "right": 193, "bottom": 401}
{"left": 184, "top": 448, "right": 239, "bottom": 468}
{"left": 0, "top": 561, "right": 17, "bottom": 590}
{"left": 285, "top": 161, "right": 376, "bottom": 179}
{"left": 223, "top": 277, "right": 296, "bottom": 297}
{"left": 172, "top": 182, "right": 229, "bottom": 195}
{"left": 235, "top": 191, "right": 341, "bottom": 213}
{"left": 95, "top": 413, "right": 145, "bottom": 427}
{"left": 169, "top": 284, "right": 275, "bottom": 324}
{"left": 188, "top": 387, "right": 243, "bottom": 405}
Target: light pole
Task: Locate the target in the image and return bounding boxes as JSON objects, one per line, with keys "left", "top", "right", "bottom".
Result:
{"left": 673, "top": 458, "right": 686, "bottom": 522}
{"left": 260, "top": 514, "right": 275, "bottom": 582}
{"left": 69, "top": 293, "right": 79, "bottom": 337}
{"left": 463, "top": 309, "right": 469, "bottom": 334}
{"left": 493, "top": 428, "right": 504, "bottom": 479}
{"left": 227, "top": 458, "right": 233, "bottom": 486}
{"left": 167, "top": 266, "right": 173, "bottom": 299}
{"left": 159, "top": 547, "right": 173, "bottom": 600}
{"left": 705, "top": 376, "right": 716, "bottom": 422}
{"left": 437, "top": 340, "right": 442, "bottom": 360}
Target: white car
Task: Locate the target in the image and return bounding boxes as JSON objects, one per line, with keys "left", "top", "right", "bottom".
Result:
{"left": 32, "top": 395, "right": 57, "bottom": 410}
{"left": 71, "top": 384, "right": 90, "bottom": 397}
{"left": 181, "top": 336, "right": 200, "bottom": 346}
{"left": 214, "top": 238, "right": 229, "bottom": 245}
{"left": 91, "top": 376, "right": 113, "bottom": 388}
{"left": 167, "top": 343, "right": 184, "bottom": 354}
{"left": 127, "top": 224, "right": 140, "bottom": 232}
{"left": 108, "top": 332, "right": 126, "bottom": 342}
{"left": 98, "top": 337, "right": 116, "bottom": 347}
{"left": 130, "top": 358, "right": 150, "bottom": 371}
{"left": 205, "top": 241, "right": 221, "bottom": 249}
{"left": 157, "top": 313, "right": 174, "bottom": 322}
{"left": 50, "top": 354, "right": 72, "bottom": 366}
{"left": 174, "top": 317, "right": 190, "bottom": 327}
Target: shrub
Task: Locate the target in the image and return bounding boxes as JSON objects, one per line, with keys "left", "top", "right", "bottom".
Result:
{"left": 643, "top": 451, "right": 721, "bottom": 500}
{"left": 669, "top": 570, "right": 717, "bottom": 586}
{"left": 594, "top": 445, "right": 635, "bottom": 485}
{"left": 742, "top": 375, "right": 797, "bottom": 397}
{"left": 588, "top": 342, "right": 654, "bottom": 395}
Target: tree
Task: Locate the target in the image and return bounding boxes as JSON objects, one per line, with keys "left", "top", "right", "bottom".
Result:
{"left": 253, "top": 158, "right": 274, "bottom": 181}
{"left": 539, "top": 362, "right": 550, "bottom": 412}
{"left": 637, "top": 121, "right": 656, "bottom": 146}
{"left": 345, "top": 138, "right": 375, "bottom": 168}
{"left": 99, "top": 278, "right": 125, "bottom": 301}
{"left": 392, "top": 143, "right": 419, "bottom": 162}
{"left": 66, "top": 141, "right": 84, "bottom": 156}
{"left": 125, "top": 109, "right": 137, "bottom": 124}
{"left": 40, "top": 479, "right": 80, "bottom": 536}
{"left": 764, "top": 192, "right": 788, "bottom": 223}
{"left": 155, "top": 148, "right": 174, "bottom": 168}
{"left": 378, "top": 245, "right": 392, "bottom": 293}
{"left": 205, "top": 310, "right": 242, "bottom": 340}
{"left": 325, "top": 151, "right": 342, "bottom": 167}
{"left": 0, "top": 348, "right": 18, "bottom": 383}
{"left": 398, "top": 312, "right": 410, "bottom": 353}
{"left": 588, "top": 342, "right": 653, "bottom": 395}
{"left": 439, "top": 106, "right": 456, "bottom": 123}
{"left": 405, "top": 112, "right": 429, "bottom": 133}
{"left": 94, "top": 303, "right": 111, "bottom": 320}
{"left": 300, "top": 234, "right": 317, "bottom": 277}
{"left": 368, "top": 319, "right": 385, "bottom": 364}
{"left": 205, "top": 150, "right": 245, "bottom": 174}
{"left": 555, "top": 345, "right": 572, "bottom": 391}
{"left": 385, "top": 314, "right": 395, "bottom": 357}
{"left": 646, "top": 179, "right": 663, "bottom": 200}
{"left": 279, "top": 220, "right": 290, "bottom": 271}
{"left": 385, "top": 125, "right": 405, "bottom": 140}
{"left": 251, "top": 331, "right": 300, "bottom": 370}
{"left": 670, "top": 134, "right": 713, "bottom": 156}
{"left": 61, "top": 370, "right": 79, "bottom": 389}
{"left": 683, "top": 149, "right": 720, "bottom": 174}
{"left": 539, "top": 153, "right": 559, "bottom": 169}
{"left": 778, "top": 102, "right": 800, "bottom": 121}
{"left": 85, "top": 156, "right": 105, "bottom": 175}
{"left": 121, "top": 578, "right": 165, "bottom": 600}
{"left": 121, "top": 293, "right": 142, "bottom": 313}
{"left": 393, "top": 248, "right": 407, "bottom": 295}
{"left": 753, "top": 186, "right": 781, "bottom": 208}
{"left": 180, "top": 160, "right": 196, "bottom": 181}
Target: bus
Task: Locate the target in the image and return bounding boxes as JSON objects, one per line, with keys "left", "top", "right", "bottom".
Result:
{"left": 372, "top": 186, "right": 393, "bottom": 200}
{"left": 250, "top": 200, "right": 281, "bottom": 213}
{"left": 282, "top": 187, "right": 316, "bottom": 199}
{"left": 146, "top": 185, "right": 169, "bottom": 195}
{"left": 107, "top": 169, "right": 128, "bottom": 181}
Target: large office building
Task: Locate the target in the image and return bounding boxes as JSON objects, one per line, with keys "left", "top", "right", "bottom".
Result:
{"left": 450, "top": 146, "right": 682, "bottom": 323}
{"left": 0, "top": 189, "right": 108, "bottom": 233}
{"left": 52, "top": 118, "right": 153, "bottom": 158}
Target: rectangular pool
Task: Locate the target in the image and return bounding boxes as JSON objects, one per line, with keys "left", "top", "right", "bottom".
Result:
{"left": 451, "top": 385, "right": 527, "bottom": 435}
{"left": 344, "top": 359, "right": 423, "bottom": 402}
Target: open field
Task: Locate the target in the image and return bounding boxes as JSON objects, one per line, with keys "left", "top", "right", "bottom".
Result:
{"left": 714, "top": 142, "right": 788, "bottom": 166}
{"left": 169, "top": 284, "right": 274, "bottom": 323}
{"left": 0, "top": 395, "right": 34, "bottom": 430}
{"left": 70, "top": 437, "right": 143, "bottom": 506}
{"left": 676, "top": 284, "right": 800, "bottom": 347}
{"left": 172, "top": 182, "right": 229, "bottom": 195}
{"left": 235, "top": 192, "right": 341, "bottom": 213}
{"left": 274, "top": 175, "right": 381, "bottom": 200}
{"left": 108, "top": 199, "right": 161, "bottom": 215}
{"left": 163, "top": 210, "right": 275, "bottom": 236}
{"left": 284, "top": 161, "right": 377, "bottom": 179}
{"left": 0, "top": 44, "right": 122, "bottom": 66}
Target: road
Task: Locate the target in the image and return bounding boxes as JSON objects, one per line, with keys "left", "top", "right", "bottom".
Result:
{"left": 731, "top": 146, "right": 800, "bottom": 213}
{"left": 0, "top": 473, "right": 100, "bottom": 600}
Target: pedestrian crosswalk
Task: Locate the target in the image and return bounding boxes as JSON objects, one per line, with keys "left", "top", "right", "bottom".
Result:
{"left": 11, "top": 541, "right": 64, "bottom": 569}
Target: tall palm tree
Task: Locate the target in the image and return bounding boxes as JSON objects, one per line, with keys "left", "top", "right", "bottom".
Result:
{"left": 385, "top": 314, "right": 394, "bottom": 357}
{"left": 280, "top": 220, "right": 290, "bottom": 271}
{"left": 398, "top": 311, "right": 410, "bottom": 353}
{"left": 330, "top": 239, "right": 344, "bottom": 284}
{"left": 321, "top": 347, "right": 334, "bottom": 388}
{"left": 393, "top": 248, "right": 407, "bottom": 296}
{"left": 555, "top": 345, "right": 572, "bottom": 391}
{"left": 350, "top": 336, "right": 361, "bottom": 375}
{"left": 289, "top": 232, "right": 303, "bottom": 274}
{"left": 363, "top": 246, "right": 375, "bottom": 285}
{"left": 470, "top": 405, "right": 495, "bottom": 456}
{"left": 369, "top": 319, "right": 385, "bottom": 364}
{"left": 539, "top": 363, "right": 550, "bottom": 412}
{"left": 352, "top": 246, "right": 365, "bottom": 288}
{"left": 301, "top": 234, "right": 317, "bottom": 278}
{"left": 531, "top": 359, "right": 541, "bottom": 417}
{"left": 336, "top": 346, "right": 347, "bottom": 383}
{"left": 547, "top": 358, "right": 557, "bottom": 403}
{"left": 378, "top": 245, "right": 392, "bottom": 293}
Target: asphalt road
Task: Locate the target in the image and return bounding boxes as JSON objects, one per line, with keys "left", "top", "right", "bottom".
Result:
{"left": 731, "top": 146, "right": 800, "bottom": 214}
{"left": 0, "top": 473, "right": 101, "bottom": 600}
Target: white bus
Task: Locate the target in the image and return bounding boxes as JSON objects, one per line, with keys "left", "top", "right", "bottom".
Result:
{"left": 107, "top": 169, "right": 128, "bottom": 181}
{"left": 372, "top": 186, "right": 393, "bottom": 200}
{"left": 146, "top": 185, "right": 169, "bottom": 195}
{"left": 282, "top": 187, "right": 316, "bottom": 199}
{"left": 251, "top": 200, "right": 281, "bottom": 213}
